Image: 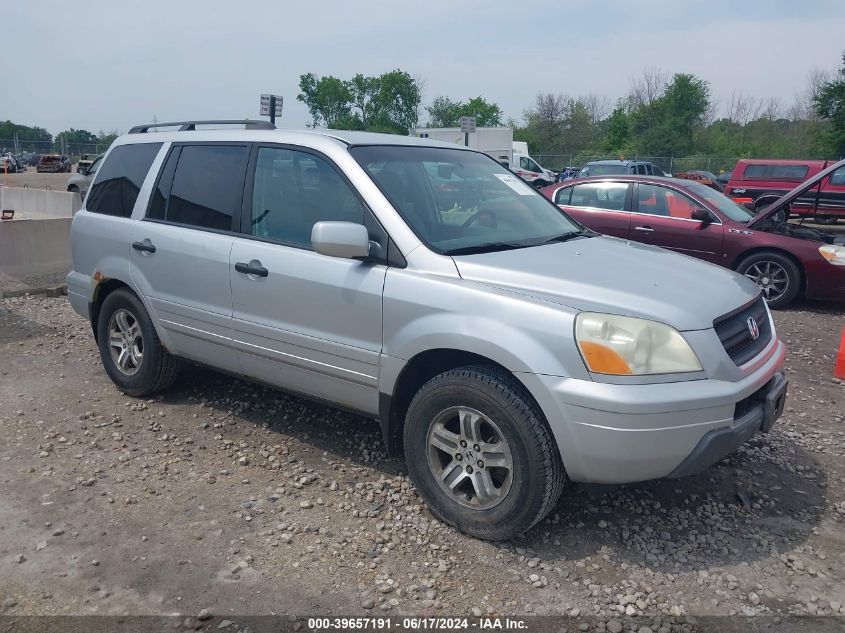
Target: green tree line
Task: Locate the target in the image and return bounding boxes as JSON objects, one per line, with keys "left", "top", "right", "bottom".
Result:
{"left": 298, "top": 53, "right": 845, "bottom": 167}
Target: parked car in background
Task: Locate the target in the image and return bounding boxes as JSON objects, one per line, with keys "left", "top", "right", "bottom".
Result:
{"left": 578, "top": 159, "right": 668, "bottom": 178}
{"left": 726, "top": 159, "right": 845, "bottom": 223}
{"left": 541, "top": 166, "right": 845, "bottom": 308}
{"left": 1, "top": 155, "right": 19, "bottom": 173}
{"left": 673, "top": 170, "right": 724, "bottom": 192}
{"left": 77, "top": 153, "right": 97, "bottom": 173}
{"left": 716, "top": 170, "right": 732, "bottom": 189}
{"left": 67, "top": 120, "right": 788, "bottom": 540}
{"left": 37, "top": 154, "right": 71, "bottom": 173}
{"left": 66, "top": 153, "right": 103, "bottom": 195}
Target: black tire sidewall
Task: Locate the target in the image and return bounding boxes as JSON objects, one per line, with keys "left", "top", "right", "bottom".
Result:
{"left": 404, "top": 370, "right": 556, "bottom": 539}
{"left": 737, "top": 252, "right": 801, "bottom": 309}
{"left": 96, "top": 289, "right": 164, "bottom": 396}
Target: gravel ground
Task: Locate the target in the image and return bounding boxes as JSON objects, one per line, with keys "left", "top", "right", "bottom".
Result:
{"left": 0, "top": 294, "right": 843, "bottom": 632}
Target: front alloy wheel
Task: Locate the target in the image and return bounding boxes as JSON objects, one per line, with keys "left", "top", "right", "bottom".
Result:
{"left": 427, "top": 406, "right": 513, "bottom": 510}
{"left": 743, "top": 260, "right": 789, "bottom": 303}
{"left": 404, "top": 366, "right": 565, "bottom": 540}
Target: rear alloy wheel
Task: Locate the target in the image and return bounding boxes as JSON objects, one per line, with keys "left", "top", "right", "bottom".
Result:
{"left": 404, "top": 366, "right": 564, "bottom": 540}
{"left": 97, "top": 288, "right": 182, "bottom": 396}
{"left": 736, "top": 251, "right": 801, "bottom": 309}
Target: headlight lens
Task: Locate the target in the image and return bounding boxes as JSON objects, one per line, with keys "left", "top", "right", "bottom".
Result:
{"left": 819, "top": 244, "right": 845, "bottom": 266}
{"left": 575, "top": 313, "right": 702, "bottom": 375}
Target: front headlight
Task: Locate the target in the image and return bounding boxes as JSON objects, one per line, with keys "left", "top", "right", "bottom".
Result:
{"left": 575, "top": 313, "right": 703, "bottom": 375}
{"left": 819, "top": 244, "right": 845, "bottom": 266}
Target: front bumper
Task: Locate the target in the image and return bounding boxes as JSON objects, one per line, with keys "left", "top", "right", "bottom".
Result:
{"left": 667, "top": 372, "right": 787, "bottom": 478}
{"left": 520, "top": 338, "right": 786, "bottom": 484}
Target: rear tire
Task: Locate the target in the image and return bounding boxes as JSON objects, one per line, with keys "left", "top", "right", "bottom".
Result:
{"left": 403, "top": 365, "right": 564, "bottom": 540}
{"left": 68, "top": 185, "right": 79, "bottom": 194}
{"left": 96, "top": 288, "right": 181, "bottom": 396}
{"left": 736, "top": 251, "right": 801, "bottom": 309}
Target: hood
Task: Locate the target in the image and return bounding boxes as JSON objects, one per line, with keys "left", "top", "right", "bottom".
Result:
{"left": 748, "top": 157, "right": 845, "bottom": 228}
{"left": 453, "top": 236, "right": 760, "bottom": 331}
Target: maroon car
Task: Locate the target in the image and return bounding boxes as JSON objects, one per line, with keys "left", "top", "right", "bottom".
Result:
{"left": 540, "top": 161, "right": 845, "bottom": 308}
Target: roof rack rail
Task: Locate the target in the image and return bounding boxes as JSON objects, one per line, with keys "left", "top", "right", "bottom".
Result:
{"left": 128, "top": 120, "right": 276, "bottom": 134}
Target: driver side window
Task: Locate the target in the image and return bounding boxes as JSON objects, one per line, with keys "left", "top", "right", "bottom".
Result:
{"left": 250, "top": 147, "right": 366, "bottom": 248}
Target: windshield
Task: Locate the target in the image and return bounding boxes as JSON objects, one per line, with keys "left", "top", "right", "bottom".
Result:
{"left": 350, "top": 146, "right": 582, "bottom": 255}
{"left": 686, "top": 182, "right": 755, "bottom": 222}
{"left": 579, "top": 164, "right": 626, "bottom": 177}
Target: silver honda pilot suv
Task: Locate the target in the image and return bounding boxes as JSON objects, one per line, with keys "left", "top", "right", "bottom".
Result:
{"left": 67, "top": 121, "right": 787, "bottom": 540}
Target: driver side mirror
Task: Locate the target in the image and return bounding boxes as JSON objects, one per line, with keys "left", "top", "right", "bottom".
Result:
{"left": 692, "top": 208, "right": 712, "bottom": 226}
{"left": 311, "top": 221, "right": 371, "bottom": 260}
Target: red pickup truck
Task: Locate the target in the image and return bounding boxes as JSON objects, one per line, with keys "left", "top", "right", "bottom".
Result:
{"left": 726, "top": 159, "right": 845, "bottom": 224}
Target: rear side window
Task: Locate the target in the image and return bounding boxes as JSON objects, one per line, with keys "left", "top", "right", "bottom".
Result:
{"left": 743, "top": 164, "right": 809, "bottom": 180}
{"left": 569, "top": 182, "right": 628, "bottom": 210}
{"left": 87, "top": 143, "right": 162, "bottom": 217}
{"left": 147, "top": 144, "right": 248, "bottom": 231}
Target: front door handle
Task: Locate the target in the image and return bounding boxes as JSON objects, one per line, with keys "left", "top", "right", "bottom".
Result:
{"left": 235, "top": 261, "right": 269, "bottom": 277}
{"left": 634, "top": 226, "right": 654, "bottom": 233}
{"left": 131, "top": 240, "right": 156, "bottom": 253}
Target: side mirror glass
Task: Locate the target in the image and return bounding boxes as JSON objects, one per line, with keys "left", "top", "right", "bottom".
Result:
{"left": 691, "top": 208, "right": 711, "bottom": 225}
{"left": 311, "top": 221, "right": 371, "bottom": 260}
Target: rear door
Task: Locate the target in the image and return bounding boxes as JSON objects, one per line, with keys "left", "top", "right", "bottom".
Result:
{"left": 556, "top": 181, "right": 632, "bottom": 238}
{"left": 228, "top": 145, "right": 386, "bottom": 414}
{"left": 129, "top": 143, "right": 249, "bottom": 373}
{"left": 630, "top": 183, "right": 724, "bottom": 263}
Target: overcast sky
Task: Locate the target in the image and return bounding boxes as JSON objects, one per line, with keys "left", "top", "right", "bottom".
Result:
{"left": 3, "top": 0, "right": 844, "bottom": 136}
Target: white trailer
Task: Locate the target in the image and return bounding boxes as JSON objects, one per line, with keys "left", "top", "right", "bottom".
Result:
{"left": 412, "top": 127, "right": 513, "bottom": 168}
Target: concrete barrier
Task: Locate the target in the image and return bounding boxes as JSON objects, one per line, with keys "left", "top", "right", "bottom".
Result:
{"left": 0, "top": 216, "right": 72, "bottom": 280}
{"left": 0, "top": 186, "right": 82, "bottom": 218}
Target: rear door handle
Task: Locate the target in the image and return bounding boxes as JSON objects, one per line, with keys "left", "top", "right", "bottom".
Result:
{"left": 235, "top": 261, "right": 269, "bottom": 277}
{"left": 131, "top": 240, "right": 156, "bottom": 253}
{"left": 634, "top": 226, "right": 654, "bottom": 233}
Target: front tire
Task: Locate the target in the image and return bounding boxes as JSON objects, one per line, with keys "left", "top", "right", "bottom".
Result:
{"left": 404, "top": 366, "right": 564, "bottom": 540}
{"left": 96, "top": 289, "right": 181, "bottom": 396}
{"left": 736, "top": 251, "right": 801, "bottom": 309}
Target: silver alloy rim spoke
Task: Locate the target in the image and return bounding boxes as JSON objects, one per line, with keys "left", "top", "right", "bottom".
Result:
{"left": 108, "top": 309, "right": 143, "bottom": 376}
{"left": 426, "top": 406, "right": 514, "bottom": 510}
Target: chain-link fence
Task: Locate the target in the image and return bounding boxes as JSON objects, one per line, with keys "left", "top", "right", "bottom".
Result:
{"left": 533, "top": 154, "right": 742, "bottom": 175}
{"left": 0, "top": 140, "right": 105, "bottom": 160}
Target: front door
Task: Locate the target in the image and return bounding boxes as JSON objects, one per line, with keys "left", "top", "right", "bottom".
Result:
{"left": 629, "top": 183, "right": 724, "bottom": 263}
{"left": 229, "top": 145, "right": 386, "bottom": 414}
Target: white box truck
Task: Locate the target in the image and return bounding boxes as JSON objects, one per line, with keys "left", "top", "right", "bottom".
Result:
{"left": 411, "top": 128, "right": 554, "bottom": 187}
{"left": 412, "top": 127, "right": 513, "bottom": 169}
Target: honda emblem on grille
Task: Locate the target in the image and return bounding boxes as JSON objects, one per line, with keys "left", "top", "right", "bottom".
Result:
{"left": 747, "top": 316, "right": 760, "bottom": 340}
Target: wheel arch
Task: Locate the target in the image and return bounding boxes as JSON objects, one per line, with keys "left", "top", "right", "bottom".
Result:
{"left": 379, "top": 348, "right": 551, "bottom": 460}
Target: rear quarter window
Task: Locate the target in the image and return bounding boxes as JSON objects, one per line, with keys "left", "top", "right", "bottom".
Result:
{"left": 87, "top": 143, "right": 162, "bottom": 217}
{"left": 742, "top": 164, "right": 809, "bottom": 180}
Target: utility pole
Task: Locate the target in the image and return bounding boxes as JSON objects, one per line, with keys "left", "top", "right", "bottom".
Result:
{"left": 270, "top": 95, "right": 277, "bottom": 126}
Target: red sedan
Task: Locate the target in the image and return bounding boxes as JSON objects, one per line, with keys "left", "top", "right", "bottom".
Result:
{"left": 540, "top": 162, "right": 845, "bottom": 308}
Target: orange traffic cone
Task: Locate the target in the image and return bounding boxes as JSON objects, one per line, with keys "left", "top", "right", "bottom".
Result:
{"left": 836, "top": 326, "right": 845, "bottom": 380}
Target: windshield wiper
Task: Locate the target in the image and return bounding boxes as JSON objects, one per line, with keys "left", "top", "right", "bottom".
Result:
{"left": 541, "top": 230, "right": 590, "bottom": 244}
{"left": 445, "top": 242, "right": 528, "bottom": 256}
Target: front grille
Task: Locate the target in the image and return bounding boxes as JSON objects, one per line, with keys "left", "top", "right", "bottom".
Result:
{"left": 713, "top": 296, "right": 772, "bottom": 366}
